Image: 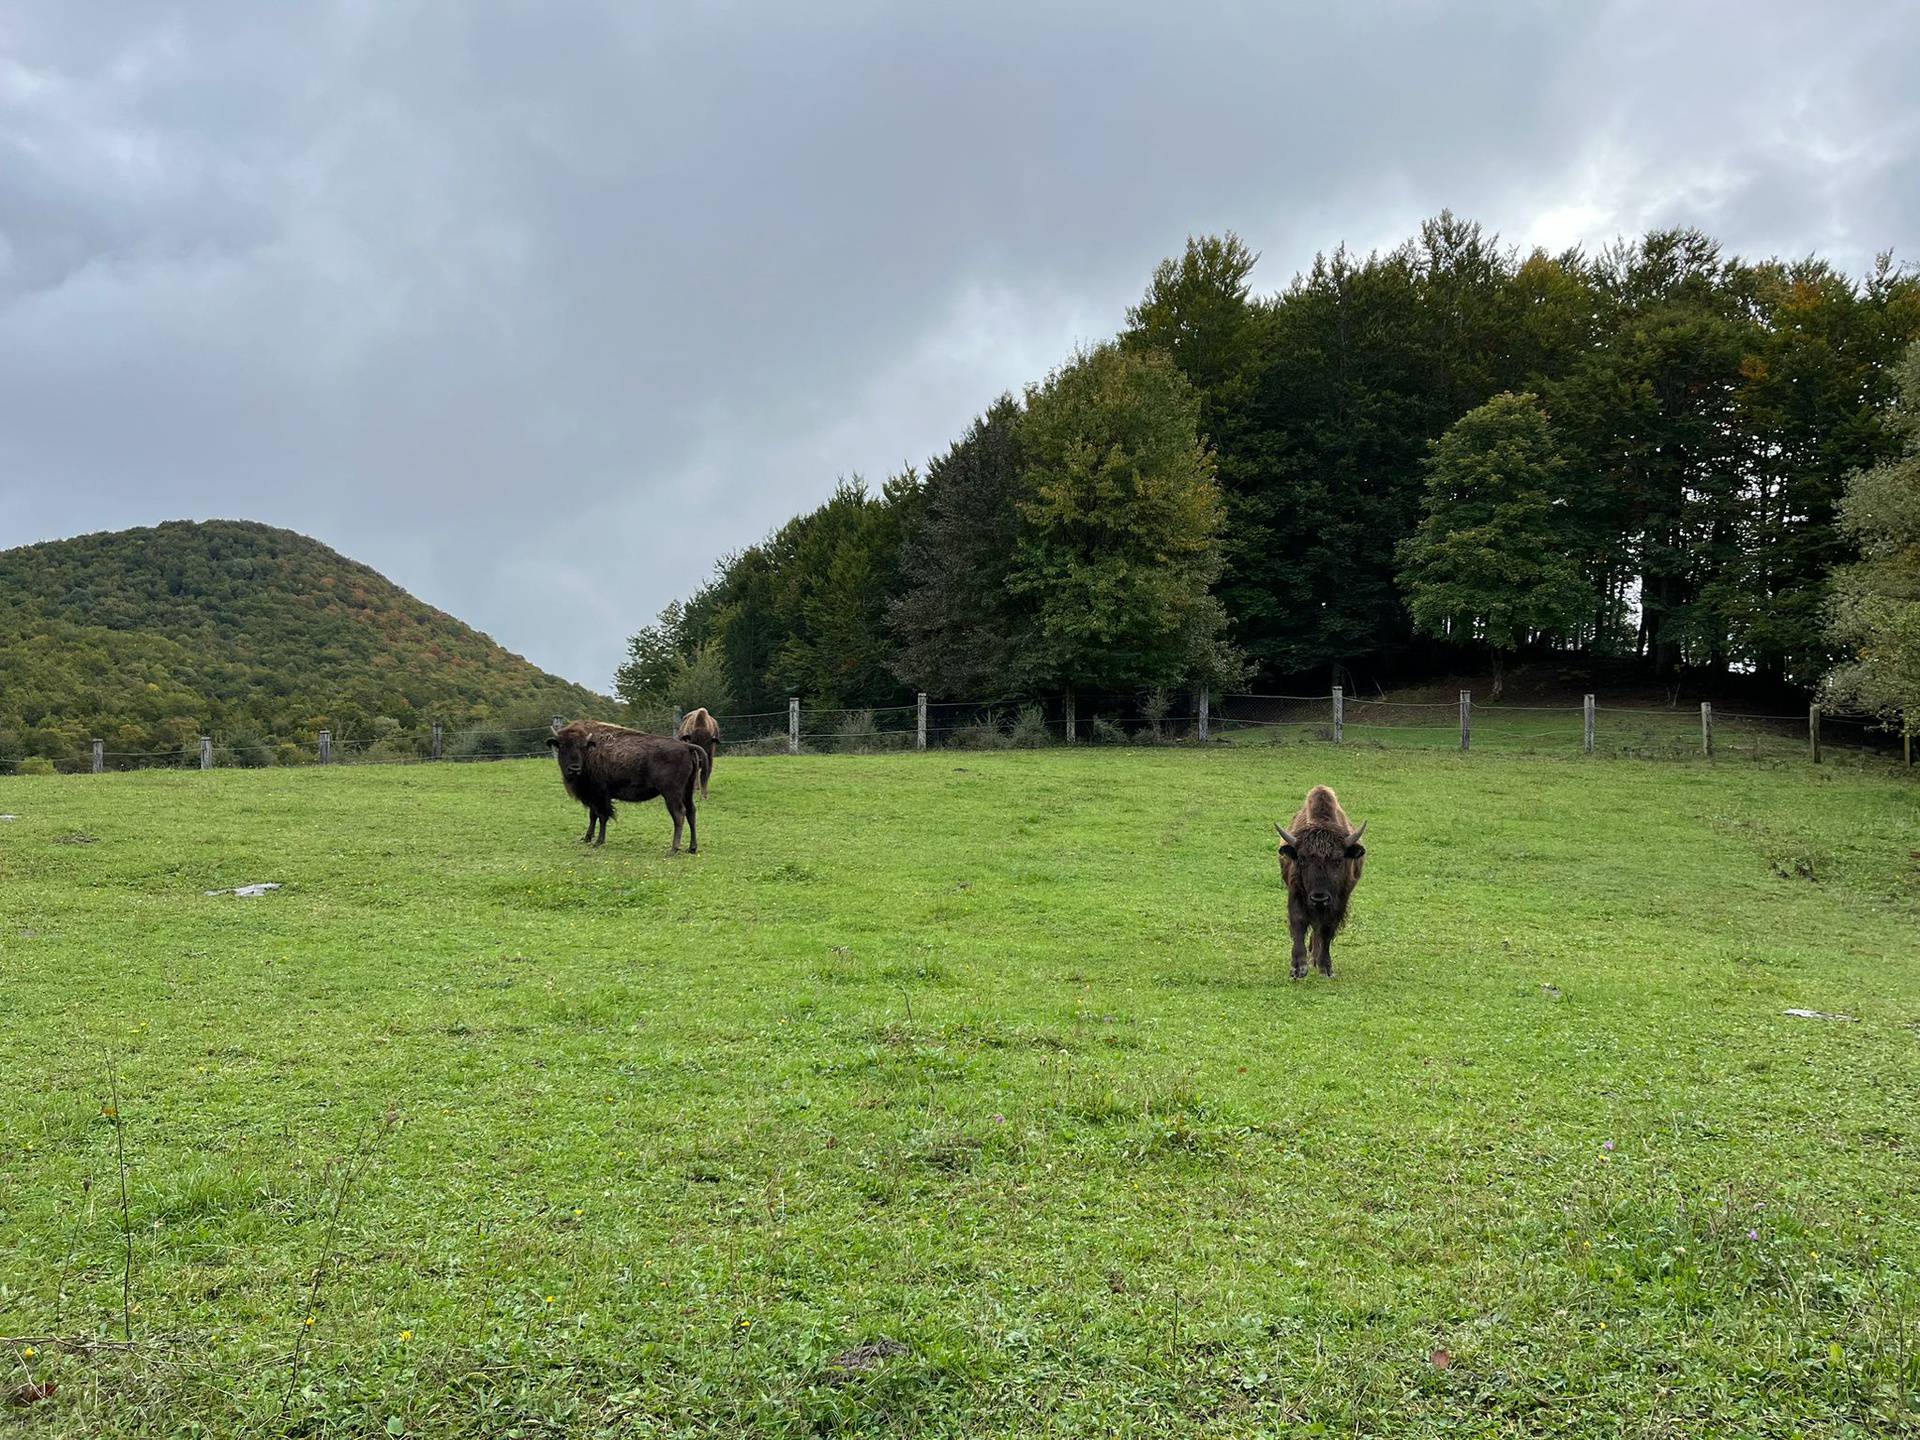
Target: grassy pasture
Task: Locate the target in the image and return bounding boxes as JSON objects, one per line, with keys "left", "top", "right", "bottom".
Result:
{"left": 1, "top": 747, "right": 1917, "bottom": 1437}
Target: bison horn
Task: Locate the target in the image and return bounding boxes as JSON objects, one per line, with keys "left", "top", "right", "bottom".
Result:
{"left": 1274, "top": 823, "right": 1298, "bottom": 846}
{"left": 1349, "top": 819, "right": 1367, "bottom": 845}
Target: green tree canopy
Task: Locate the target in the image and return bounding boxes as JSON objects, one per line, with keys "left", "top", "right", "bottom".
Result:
{"left": 1398, "top": 392, "right": 1594, "bottom": 697}
{"left": 1826, "top": 341, "right": 1920, "bottom": 731}
{"left": 1006, "top": 343, "right": 1241, "bottom": 695}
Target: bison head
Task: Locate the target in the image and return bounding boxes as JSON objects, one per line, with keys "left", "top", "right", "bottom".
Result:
{"left": 545, "top": 726, "right": 596, "bottom": 781}
{"left": 1276, "top": 818, "right": 1366, "bottom": 917}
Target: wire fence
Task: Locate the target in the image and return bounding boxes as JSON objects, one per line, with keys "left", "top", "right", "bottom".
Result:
{"left": 1, "top": 690, "right": 1912, "bottom": 777}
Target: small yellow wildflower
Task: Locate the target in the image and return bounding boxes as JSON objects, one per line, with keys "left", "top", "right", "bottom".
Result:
{"left": 545, "top": 1295, "right": 556, "bottom": 1305}
{"left": 21, "top": 1347, "right": 35, "bottom": 1359}
{"left": 399, "top": 1330, "right": 413, "bottom": 1342}
{"left": 305, "top": 1316, "right": 316, "bottom": 1327}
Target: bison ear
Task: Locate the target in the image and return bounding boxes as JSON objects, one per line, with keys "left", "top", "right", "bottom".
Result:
{"left": 1274, "top": 821, "right": 1299, "bottom": 859}
{"left": 544, "top": 735, "right": 559, "bottom": 748}
{"left": 582, "top": 733, "right": 597, "bottom": 749}
{"left": 1345, "top": 818, "right": 1367, "bottom": 859}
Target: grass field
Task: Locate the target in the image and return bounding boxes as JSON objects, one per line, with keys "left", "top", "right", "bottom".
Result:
{"left": 2, "top": 747, "right": 1917, "bottom": 1437}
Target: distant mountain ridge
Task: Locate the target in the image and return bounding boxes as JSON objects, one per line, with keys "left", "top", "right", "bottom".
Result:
{"left": 0, "top": 519, "right": 608, "bottom": 765}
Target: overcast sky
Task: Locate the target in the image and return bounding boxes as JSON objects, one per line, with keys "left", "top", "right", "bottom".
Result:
{"left": 4, "top": 3, "right": 1917, "bottom": 690}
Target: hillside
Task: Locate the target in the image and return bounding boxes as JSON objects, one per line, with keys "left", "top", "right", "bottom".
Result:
{"left": 0, "top": 520, "right": 607, "bottom": 765}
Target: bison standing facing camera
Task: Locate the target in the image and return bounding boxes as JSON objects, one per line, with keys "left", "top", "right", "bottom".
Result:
{"left": 546, "top": 720, "right": 709, "bottom": 853}
{"left": 1275, "top": 784, "right": 1368, "bottom": 979}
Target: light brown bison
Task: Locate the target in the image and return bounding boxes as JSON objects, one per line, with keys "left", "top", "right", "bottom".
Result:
{"left": 1275, "top": 784, "right": 1368, "bottom": 979}
{"left": 676, "top": 707, "right": 720, "bottom": 796}
{"left": 546, "top": 720, "right": 710, "bottom": 852}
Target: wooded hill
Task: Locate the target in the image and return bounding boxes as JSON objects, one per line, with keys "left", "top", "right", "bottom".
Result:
{"left": 0, "top": 520, "right": 605, "bottom": 766}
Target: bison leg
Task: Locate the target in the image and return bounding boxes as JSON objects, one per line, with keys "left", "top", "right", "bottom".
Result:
{"left": 684, "top": 782, "right": 698, "bottom": 854}
{"left": 1313, "top": 925, "right": 1334, "bottom": 978}
{"left": 664, "top": 792, "right": 685, "bottom": 854}
{"left": 592, "top": 806, "right": 609, "bottom": 847}
{"left": 1286, "top": 894, "right": 1311, "bottom": 980}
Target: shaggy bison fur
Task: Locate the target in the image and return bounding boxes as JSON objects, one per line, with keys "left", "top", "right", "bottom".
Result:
{"left": 546, "top": 720, "right": 710, "bottom": 852}
{"left": 676, "top": 707, "right": 720, "bottom": 796}
{"left": 1275, "top": 784, "right": 1368, "bottom": 979}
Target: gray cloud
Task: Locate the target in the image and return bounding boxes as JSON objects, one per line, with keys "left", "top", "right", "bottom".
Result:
{"left": 3, "top": 1, "right": 1916, "bottom": 687}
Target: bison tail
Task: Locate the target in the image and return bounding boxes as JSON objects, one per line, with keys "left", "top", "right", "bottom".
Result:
{"left": 689, "top": 740, "right": 712, "bottom": 797}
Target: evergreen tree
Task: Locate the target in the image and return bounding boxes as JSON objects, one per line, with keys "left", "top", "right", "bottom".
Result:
{"left": 1398, "top": 393, "right": 1593, "bottom": 697}
{"left": 891, "top": 397, "right": 1029, "bottom": 697}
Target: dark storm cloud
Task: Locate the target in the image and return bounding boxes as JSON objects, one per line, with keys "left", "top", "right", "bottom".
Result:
{"left": 3, "top": 2, "right": 1916, "bottom": 688}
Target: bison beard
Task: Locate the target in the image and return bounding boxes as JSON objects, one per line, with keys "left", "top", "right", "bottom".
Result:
{"left": 1275, "top": 784, "right": 1367, "bottom": 980}
{"left": 546, "top": 720, "right": 706, "bottom": 853}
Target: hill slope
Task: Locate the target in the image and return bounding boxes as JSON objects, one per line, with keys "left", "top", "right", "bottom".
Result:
{"left": 0, "top": 520, "right": 607, "bottom": 764}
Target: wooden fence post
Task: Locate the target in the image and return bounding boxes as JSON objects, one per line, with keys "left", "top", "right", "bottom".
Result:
{"left": 1700, "top": 702, "right": 1713, "bottom": 758}
{"left": 789, "top": 698, "right": 800, "bottom": 755}
{"left": 1198, "top": 686, "right": 1210, "bottom": 743}
{"left": 551, "top": 715, "right": 565, "bottom": 735}
{"left": 200, "top": 736, "right": 212, "bottom": 771}
{"left": 431, "top": 723, "right": 443, "bottom": 761}
{"left": 1063, "top": 690, "right": 1076, "bottom": 744}
{"left": 318, "top": 730, "right": 332, "bottom": 765}
{"left": 92, "top": 739, "right": 103, "bottom": 774}
{"left": 1808, "top": 704, "right": 1821, "bottom": 763}
{"left": 1583, "top": 694, "right": 1596, "bottom": 755}
{"left": 1332, "top": 685, "right": 1343, "bottom": 745}
{"left": 916, "top": 693, "right": 928, "bottom": 751}
{"left": 1459, "top": 690, "right": 1471, "bottom": 752}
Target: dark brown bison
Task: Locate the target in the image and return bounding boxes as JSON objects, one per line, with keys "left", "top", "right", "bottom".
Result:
{"left": 546, "top": 720, "right": 710, "bottom": 852}
{"left": 1275, "top": 784, "right": 1368, "bottom": 979}
{"left": 676, "top": 707, "right": 720, "bottom": 796}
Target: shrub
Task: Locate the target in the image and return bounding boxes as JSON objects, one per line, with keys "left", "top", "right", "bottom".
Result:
{"left": 276, "top": 742, "right": 308, "bottom": 768}
{"left": 16, "top": 756, "right": 55, "bottom": 776}
{"left": 833, "top": 709, "right": 878, "bottom": 753}
{"left": 952, "top": 711, "right": 1009, "bottom": 750}
{"left": 1137, "top": 688, "right": 1172, "bottom": 743}
{"left": 220, "top": 730, "right": 277, "bottom": 768}
{"left": 451, "top": 727, "right": 516, "bottom": 760}
{"left": 1089, "top": 715, "right": 1129, "bottom": 745}
{"left": 1009, "top": 705, "right": 1052, "bottom": 748}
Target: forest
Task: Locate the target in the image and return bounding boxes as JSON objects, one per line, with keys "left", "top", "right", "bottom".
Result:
{"left": 0, "top": 520, "right": 604, "bottom": 767}
{"left": 618, "top": 215, "right": 1920, "bottom": 727}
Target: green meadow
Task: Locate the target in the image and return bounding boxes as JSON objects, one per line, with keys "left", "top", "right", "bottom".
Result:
{"left": 1, "top": 746, "right": 1916, "bottom": 1437}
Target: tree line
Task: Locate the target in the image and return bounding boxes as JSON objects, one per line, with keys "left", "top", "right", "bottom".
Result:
{"left": 619, "top": 215, "right": 1920, "bottom": 724}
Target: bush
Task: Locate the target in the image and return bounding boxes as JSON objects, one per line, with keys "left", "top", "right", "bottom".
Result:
{"left": 276, "top": 742, "right": 308, "bottom": 768}
{"left": 952, "top": 711, "right": 1009, "bottom": 750}
{"left": 833, "top": 709, "right": 878, "bottom": 753}
{"left": 1009, "top": 705, "right": 1052, "bottom": 748}
{"left": 15, "top": 756, "right": 55, "bottom": 776}
{"left": 220, "top": 730, "right": 277, "bottom": 768}
{"left": 1137, "top": 688, "right": 1172, "bottom": 743}
{"left": 1089, "top": 715, "right": 1129, "bottom": 745}
{"left": 362, "top": 738, "right": 423, "bottom": 764}
{"left": 451, "top": 727, "right": 516, "bottom": 760}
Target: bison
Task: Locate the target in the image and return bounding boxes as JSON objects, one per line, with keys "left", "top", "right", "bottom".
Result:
{"left": 676, "top": 707, "right": 720, "bottom": 796}
{"left": 1275, "top": 784, "right": 1368, "bottom": 979}
{"left": 546, "top": 720, "right": 710, "bottom": 852}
